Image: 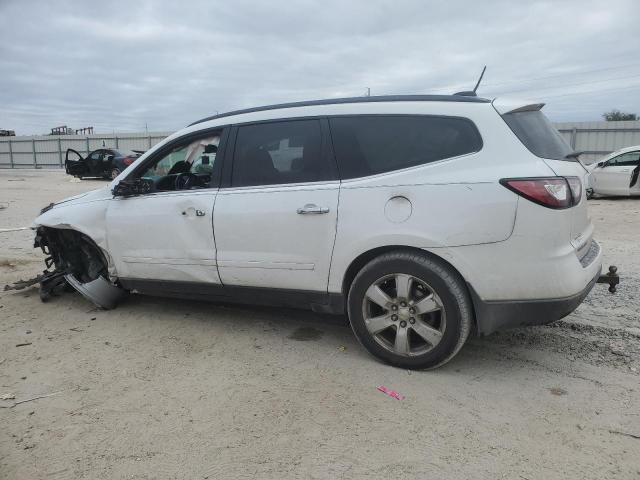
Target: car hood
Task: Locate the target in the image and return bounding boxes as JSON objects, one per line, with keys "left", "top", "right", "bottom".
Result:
{"left": 48, "top": 186, "right": 113, "bottom": 209}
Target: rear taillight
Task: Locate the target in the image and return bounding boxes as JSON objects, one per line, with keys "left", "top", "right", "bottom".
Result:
{"left": 123, "top": 156, "right": 135, "bottom": 166}
{"left": 500, "top": 177, "right": 578, "bottom": 209}
{"left": 565, "top": 176, "right": 582, "bottom": 205}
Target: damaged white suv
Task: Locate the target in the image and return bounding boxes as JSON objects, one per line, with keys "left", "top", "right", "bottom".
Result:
{"left": 32, "top": 95, "right": 617, "bottom": 369}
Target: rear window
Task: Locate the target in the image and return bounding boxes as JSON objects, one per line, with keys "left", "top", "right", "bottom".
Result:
{"left": 329, "top": 115, "right": 482, "bottom": 179}
{"left": 502, "top": 110, "right": 573, "bottom": 160}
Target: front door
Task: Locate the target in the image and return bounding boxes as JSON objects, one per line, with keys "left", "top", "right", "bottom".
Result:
{"left": 214, "top": 119, "right": 339, "bottom": 292}
{"left": 593, "top": 151, "right": 640, "bottom": 195}
{"left": 106, "top": 131, "right": 224, "bottom": 284}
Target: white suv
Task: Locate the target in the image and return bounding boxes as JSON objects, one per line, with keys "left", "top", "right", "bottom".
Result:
{"left": 33, "top": 94, "right": 609, "bottom": 369}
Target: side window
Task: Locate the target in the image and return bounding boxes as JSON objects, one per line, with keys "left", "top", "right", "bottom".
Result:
{"left": 231, "top": 119, "right": 329, "bottom": 187}
{"left": 608, "top": 152, "right": 640, "bottom": 167}
{"left": 136, "top": 132, "right": 222, "bottom": 192}
{"left": 329, "top": 115, "right": 483, "bottom": 179}
{"left": 89, "top": 150, "right": 102, "bottom": 161}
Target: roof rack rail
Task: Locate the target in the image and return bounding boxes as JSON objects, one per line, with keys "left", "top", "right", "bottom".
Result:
{"left": 188, "top": 94, "right": 490, "bottom": 127}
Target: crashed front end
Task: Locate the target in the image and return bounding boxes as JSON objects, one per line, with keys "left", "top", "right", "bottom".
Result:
{"left": 33, "top": 226, "right": 124, "bottom": 310}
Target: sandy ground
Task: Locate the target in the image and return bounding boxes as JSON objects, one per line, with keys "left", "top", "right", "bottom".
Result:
{"left": 0, "top": 170, "right": 639, "bottom": 480}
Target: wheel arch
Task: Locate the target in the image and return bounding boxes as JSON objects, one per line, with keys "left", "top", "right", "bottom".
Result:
{"left": 340, "top": 245, "right": 477, "bottom": 329}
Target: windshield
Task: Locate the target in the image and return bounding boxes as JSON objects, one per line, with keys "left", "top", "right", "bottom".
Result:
{"left": 502, "top": 110, "right": 573, "bottom": 160}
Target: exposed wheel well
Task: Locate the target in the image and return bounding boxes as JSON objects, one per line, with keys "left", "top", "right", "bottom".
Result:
{"left": 341, "top": 245, "right": 476, "bottom": 326}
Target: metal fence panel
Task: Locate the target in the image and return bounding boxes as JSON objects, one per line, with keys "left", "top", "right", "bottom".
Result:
{"left": 0, "top": 132, "right": 171, "bottom": 169}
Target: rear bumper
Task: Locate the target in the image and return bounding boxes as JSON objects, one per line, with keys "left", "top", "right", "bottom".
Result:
{"left": 470, "top": 267, "right": 601, "bottom": 336}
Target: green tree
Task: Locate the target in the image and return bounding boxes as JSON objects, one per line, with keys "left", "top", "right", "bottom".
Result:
{"left": 602, "top": 109, "right": 637, "bottom": 121}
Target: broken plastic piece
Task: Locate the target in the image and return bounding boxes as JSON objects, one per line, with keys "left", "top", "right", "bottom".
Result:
{"left": 64, "top": 274, "right": 125, "bottom": 310}
{"left": 377, "top": 385, "right": 405, "bottom": 401}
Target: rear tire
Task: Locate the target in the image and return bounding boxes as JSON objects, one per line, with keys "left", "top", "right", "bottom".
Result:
{"left": 110, "top": 168, "right": 121, "bottom": 180}
{"left": 347, "top": 250, "right": 472, "bottom": 369}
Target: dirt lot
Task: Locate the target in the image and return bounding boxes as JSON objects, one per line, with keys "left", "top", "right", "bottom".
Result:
{"left": 0, "top": 170, "right": 638, "bottom": 479}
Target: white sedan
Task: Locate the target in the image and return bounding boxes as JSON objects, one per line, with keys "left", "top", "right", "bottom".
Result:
{"left": 587, "top": 146, "right": 640, "bottom": 198}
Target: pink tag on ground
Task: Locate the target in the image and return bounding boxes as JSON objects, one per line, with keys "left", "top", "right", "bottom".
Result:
{"left": 377, "top": 385, "right": 405, "bottom": 400}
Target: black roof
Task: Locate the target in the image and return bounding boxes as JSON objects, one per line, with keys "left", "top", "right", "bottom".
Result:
{"left": 189, "top": 94, "right": 491, "bottom": 126}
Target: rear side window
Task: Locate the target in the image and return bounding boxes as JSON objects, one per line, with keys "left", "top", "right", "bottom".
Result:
{"left": 502, "top": 110, "right": 573, "bottom": 160}
{"left": 232, "top": 119, "right": 331, "bottom": 187}
{"left": 328, "top": 115, "right": 482, "bottom": 179}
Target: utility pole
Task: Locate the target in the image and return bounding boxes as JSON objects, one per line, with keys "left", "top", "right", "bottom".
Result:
{"left": 366, "top": 87, "right": 371, "bottom": 97}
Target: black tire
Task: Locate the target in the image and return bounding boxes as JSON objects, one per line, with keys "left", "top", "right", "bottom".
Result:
{"left": 586, "top": 188, "right": 594, "bottom": 199}
{"left": 347, "top": 250, "right": 472, "bottom": 369}
{"left": 110, "top": 168, "right": 121, "bottom": 180}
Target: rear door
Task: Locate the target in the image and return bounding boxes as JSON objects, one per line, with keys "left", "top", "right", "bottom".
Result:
{"left": 214, "top": 118, "right": 339, "bottom": 292}
{"left": 592, "top": 151, "right": 639, "bottom": 195}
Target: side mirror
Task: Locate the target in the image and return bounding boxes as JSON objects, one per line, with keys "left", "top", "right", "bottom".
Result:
{"left": 112, "top": 178, "right": 151, "bottom": 197}
{"left": 106, "top": 155, "right": 115, "bottom": 162}
{"left": 597, "top": 161, "right": 605, "bottom": 167}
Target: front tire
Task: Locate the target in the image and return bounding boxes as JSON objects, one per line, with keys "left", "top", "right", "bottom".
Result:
{"left": 347, "top": 250, "right": 472, "bottom": 369}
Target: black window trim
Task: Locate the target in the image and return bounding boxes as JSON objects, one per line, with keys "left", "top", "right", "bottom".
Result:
{"left": 123, "top": 125, "right": 231, "bottom": 194}
{"left": 220, "top": 116, "right": 339, "bottom": 189}
{"left": 326, "top": 113, "right": 484, "bottom": 181}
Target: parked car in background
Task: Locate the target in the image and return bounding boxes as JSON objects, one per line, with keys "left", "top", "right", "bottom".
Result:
{"left": 65, "top": 148, "right": 143, "bottom": 180}
{"left": 34, "top": 95, "right": 617, "bottom": 369}
{"left": 586, "top": 146, "right": 640, "bottom": 198}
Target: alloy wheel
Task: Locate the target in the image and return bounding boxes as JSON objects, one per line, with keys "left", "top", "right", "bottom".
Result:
{"left": 361, "top": 273, "right": 446, "bottom": 356}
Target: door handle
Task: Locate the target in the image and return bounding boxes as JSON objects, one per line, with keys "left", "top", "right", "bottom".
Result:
{"left": 297, "top": 204, "right": 330, "bottom": 215}
{"left": 181, "top": 209, "right": 207, "bottom": 217}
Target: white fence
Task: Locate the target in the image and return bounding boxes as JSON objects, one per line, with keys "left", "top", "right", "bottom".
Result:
{"left": 2, "top": 120, "right": 640, "bottom": 168}
{"left": 0, "top": 132, "right": 171, "bottom": 169}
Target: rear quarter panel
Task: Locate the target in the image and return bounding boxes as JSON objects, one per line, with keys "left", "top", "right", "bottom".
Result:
{"left": 328, "top": 102, "right": 557, "bottom": 293}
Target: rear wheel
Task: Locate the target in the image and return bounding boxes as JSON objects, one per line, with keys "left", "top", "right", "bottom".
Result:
{"left": 348, "top": 251, "right": 472, "bottom": 369}
{"left": 110, "top": 168, "right": 121, "bottom": 180}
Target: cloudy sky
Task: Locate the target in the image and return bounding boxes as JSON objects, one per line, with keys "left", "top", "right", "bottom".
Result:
{"left": 1, "top": 0, "right": 639, "bottom": 135}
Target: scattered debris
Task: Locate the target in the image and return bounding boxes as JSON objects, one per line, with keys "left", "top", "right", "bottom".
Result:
{"left": 90, "top": 317, "right": 96, "bottom": 321}
{"left": 0, "top": 358, "right": 5, "bottom": 365}
{"left": 69, "top": 327, "right": 83, "bottom": 332}
{"left": 0, "top": 227, "right": 30, "bottom": 233}
{"left": 4, "top": 275, "right": 42, "bottom": 291}
{"left": 26, "top": 329, "right": 32, "bottom": 334}
{"left": 549, "top": 387, "right": 567, "bottom": 396}
{"left": 337, "top": 345, "right": 346, "bottom": 352}
{"left": 5, "top": 391, "right": 63, "bottom": 408}
{"left": 15, "top": 342, "right": 32, "bottom": 347}
{"left": 7, "top": 178, "right": 25, "bottom": 182}
{"left": 377, "top": 385, "right": 405, "bottom": 401}
{"left": 1, "top": 393, "right": 16, "bottom": 400}
{"left": 609, "top": 429, "right": 640, "bottom": 440}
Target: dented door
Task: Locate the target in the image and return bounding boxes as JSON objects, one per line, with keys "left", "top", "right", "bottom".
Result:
{"left": 106, "top": 190, "right": 220, "bottom": 284}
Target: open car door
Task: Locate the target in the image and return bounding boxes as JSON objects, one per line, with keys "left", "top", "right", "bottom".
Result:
{"left": 65, "top": 149, "right": 87, "bottom": 177}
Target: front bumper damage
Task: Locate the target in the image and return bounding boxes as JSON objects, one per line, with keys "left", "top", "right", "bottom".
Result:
{"left": 33, "top": 227, "right": 125, "bottom": 309}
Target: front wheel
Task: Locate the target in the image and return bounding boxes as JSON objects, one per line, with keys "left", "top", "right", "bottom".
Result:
{"left": 348, "top": 251, "right": 472, "bottom": 369}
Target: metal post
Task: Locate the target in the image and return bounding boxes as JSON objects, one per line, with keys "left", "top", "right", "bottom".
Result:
{"left": 86, "top": 137, "right": 90, "bottom": 155}
{"left": 115, "top": 135, "right": 119, "bottom": 149}
{"left": 58, "top": 137, "right": 63, "bottom": 168}
{"left": 147, "top": 135, "right": 152, "bottom": 149}
{"left": 8, "top": 139, "right": 14, "bottom": 168}
{"left": 570, "top": 127, "right": 577, "bottom": 150}
{"left": 32, "top": 139, "right": 37, "bottom": 167}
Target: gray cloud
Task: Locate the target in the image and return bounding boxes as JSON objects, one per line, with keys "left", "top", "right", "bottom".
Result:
{"left": 1, "top": 0, "right": 639, "bottom": 134}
